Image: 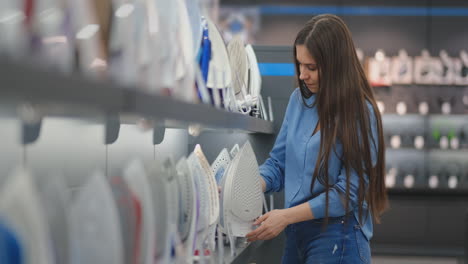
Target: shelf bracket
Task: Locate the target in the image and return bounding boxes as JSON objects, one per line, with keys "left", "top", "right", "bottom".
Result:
{"left": 22, "top": 121, "right": 42, "bottom": 145}
{"left": 105, "top": 115, "right": 120, "bottom": 145}
{"left": 153, "top": 122, "right": 166, "bottom": 145}
{"left": 18, "top": 103, "right": 42, "bottom": 145}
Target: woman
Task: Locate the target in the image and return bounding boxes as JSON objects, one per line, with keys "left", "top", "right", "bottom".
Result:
{"left": 245, "top": 14, "right": 388, "bottom": 263}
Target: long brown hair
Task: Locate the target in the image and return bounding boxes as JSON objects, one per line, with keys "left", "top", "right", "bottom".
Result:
{"left": 293, "top": 14, "right": 388, "bottom": 224}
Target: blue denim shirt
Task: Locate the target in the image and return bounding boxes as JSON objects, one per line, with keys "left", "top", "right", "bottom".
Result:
{"left": 259, "top": 88, "right": 378, "bottom": 241}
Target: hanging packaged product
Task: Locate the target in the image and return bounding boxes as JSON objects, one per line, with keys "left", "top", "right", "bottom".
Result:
{"left": 69, "top": 172, "right": 124, "bottom": 264}
{"left": 33, "top": 0, "right": 75, "bottom": 73}
{"left": 108, "top": 0, "right": 140, "bottom": 86}
{"left": 173, "top": 0, "right": 196, "bottom": 103}
{"left": 185, "top": 0, "right": 203, "bottom": 59}
{"left": 0, "top": 168, "right": 54, "bottom": 264}
{"left": 453, "top": 50, "right": 468, "bottom": 86}
{"left": 198, "top": 18, "right": 211, "bottom": 84}
{"left": 69, "top": 0, "right": 108, "bottom": 77}
{"left": 391, "top": 49, "right": 413, "bottom": 85}
{"left": 146, "top": 0, "right": 179, "bottom": 95}
{"left": 368, "top": 49, "right": 392, "bottom": 87}
{"left": 414, "top": 50, "right": 436, "bottom": 85}
{"left": 0, "top": 0, "right": 29, "bottom": 59}
{"left": 192, "top": 18, "right": 212, "bottom": 105}
{"left": 123, "top": 159, "right": 156, "bottom": 264}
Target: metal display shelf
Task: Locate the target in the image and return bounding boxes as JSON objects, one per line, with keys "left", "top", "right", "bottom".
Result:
{"left": 387, "top": 188, "right": 468, "bottom": 197}
{"left": 0, "top": 59, "right": 274, "bottom": 134}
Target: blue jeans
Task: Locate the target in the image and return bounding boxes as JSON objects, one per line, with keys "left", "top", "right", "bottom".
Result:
{"left": 282, "top": 214, "right": 371, "bottom": 264}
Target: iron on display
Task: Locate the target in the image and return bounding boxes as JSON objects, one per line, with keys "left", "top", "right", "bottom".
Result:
{"left": 35, "top": 173, "right": 70, "bottom": 264}
{"left": 69, "top": 172, "right": 124, "bottom": 264}
{"left": 146, "top": 158, "right": 181, "bottom": 264}
{"left": 187, "top": 145, "right": 220, "bottom": 262}
{"left": 221, "top": 141, "right": 263, "bottom": 256}
{"left": 175, "top": 157, "right": 198, "bottom": 263}
{"left": 211, "top": 148, "right": 231, "bottom": 185}
{"left": 123, "top": 159, "right": 156, "bottom": 264}
{"left": 110, "top": 175, "right": 142, "bottom": 264}
{"left": 194, "top": 145, "right": 220, "bottom": 254}
{"left": 0, "top": 168, "right": 53, "bottom": 264}
{"left": 205, "top": 17, "right": 235, "bottom": 111}
{"left": 227, "top": 35, "right": 249, "bottom": 101}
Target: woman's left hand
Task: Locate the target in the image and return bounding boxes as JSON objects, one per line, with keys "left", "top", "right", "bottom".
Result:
{"left": 245, "top": 209, "right": 290, "bottom": 242}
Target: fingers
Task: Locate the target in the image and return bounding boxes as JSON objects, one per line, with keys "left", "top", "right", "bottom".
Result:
{"left": 256, "top": 228, "right": 276, "bottom": 241}
{"left": 245, "top": 224, "right": 265, "bottom": 240}
{"left": 254, "top": 213, "right": 269, "bottom": 225}
{"left": 246, "top": 213, "right": 270, "bottom": 241}
{"left": 246, "top": 225, "right": 268, "bottom": 242}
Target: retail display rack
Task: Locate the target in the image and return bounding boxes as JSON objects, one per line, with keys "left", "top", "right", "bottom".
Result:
{"left": 373, "top": 84, "right": 468, "bottom": 195}
{"left": 0, "top": 57, "right": 274, "bottom": 142}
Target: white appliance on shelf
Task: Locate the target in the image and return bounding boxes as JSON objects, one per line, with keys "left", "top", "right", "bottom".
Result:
{"left": 175, "top": 157, "right": 198, "bottom": 264}
{"left": 206, "top": 17, "right": 235, "bottom": 111}
{"left": 391, "top": 49, "right": 413, "bottom": 85}
{"left": 147, "top": 157, "right": 181, "bottom": 264}
{"left": 368, "top": 49, "right": 392, "bottom": 87}
{"left": 69, "top": 172, "right": 124, "bottom": 264}
{"left": 35, "top": 172, "right": 70, "bottom": 264}
{"left": 123, "top": 159, "right": 156, "bottom": 264}
{"left": 110, "top": 175, "right": 142, "bottom": 264}
{"left": 0, "top": 168, "right": 54, "bottom": 264}
{"left": 221, "top": 141, "right": 263, "bottom": 256}
{"left": 187, "top": 144, "right": 220, "bottom": 262}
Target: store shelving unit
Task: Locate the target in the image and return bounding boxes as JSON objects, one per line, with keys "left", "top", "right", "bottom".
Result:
{"left": 0, "top": 57, "right": 274, "bottom": 264}
{"left": 0, "top": 58, "right": 274, "bottom": 135}
{"left": 373, "top": 84, "right": 468, "bottom": 194}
